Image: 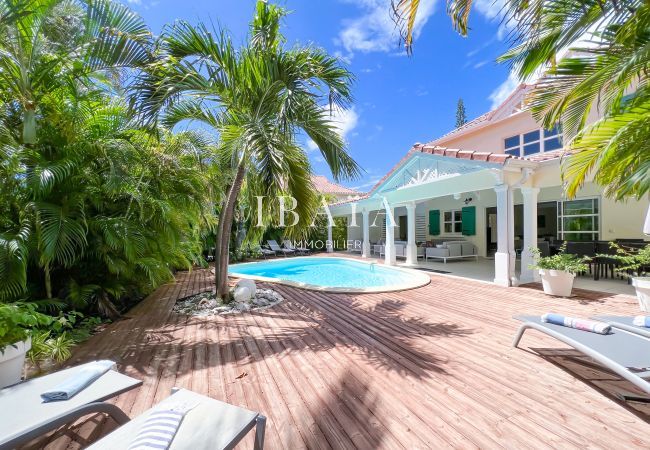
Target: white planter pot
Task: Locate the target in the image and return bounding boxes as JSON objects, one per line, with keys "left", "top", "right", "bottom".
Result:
{"left": 0, "top": 338, "right": 31, "bottom": 389}
{"left": 631, "top": 277, "right": 650, "bottom": 312}
{"left": 539, "top": 269, "right": 575, "bottom": 297}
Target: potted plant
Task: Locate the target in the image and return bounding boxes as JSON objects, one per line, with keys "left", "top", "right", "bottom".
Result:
{"left": 602, "top": 243, "right": 650, "bottom": 311}
{"left": 0, "top": 303, "right": 53, "bottom": 388}
{"left": 530, "top": 243, "right": 590, "bottom": 297}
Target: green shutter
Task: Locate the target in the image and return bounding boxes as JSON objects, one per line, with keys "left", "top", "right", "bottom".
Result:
{"left": 428, "top": 210, "right": 440, "bottom": 236}
{"left": 461, "top": 206, "right": 476, "bottom": 236}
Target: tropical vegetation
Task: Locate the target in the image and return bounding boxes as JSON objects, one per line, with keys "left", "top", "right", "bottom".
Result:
{"left": 392, "top": 0, "right": 650, "bottom": 202}
{"left": 132, "top": 1, "right": 360, "bottom": 299}
{"left": 601, "top": 242, "right": 650, "bottom": 277}
{"left": 0, "top": 0, "right": 217, "bottom": 356}
{"left": 530, "top": 243, "right": 590, "bottom": 274}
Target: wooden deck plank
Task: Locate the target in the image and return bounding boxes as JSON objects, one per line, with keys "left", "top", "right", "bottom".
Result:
{"left": 41, "top": 262, "right": 650, "bottom": 449}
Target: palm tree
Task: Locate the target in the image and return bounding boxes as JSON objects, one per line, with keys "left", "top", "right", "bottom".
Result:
{"left": 391, "top": 0, "right": 475, "bottom": 53}
{"left": 133, "top": 1, "right": 360, "bottom": 299}
{"left": 0, "top": 0, "right": 152, "bottom": 144}
{"left": 394, "top": 0, "right": 649, "bottom": 203}
{"left": 0, "top": 1, "right": 218, "bottom": 315}
{"left": 500, "top": 0, "right": 649, "bottom": 201}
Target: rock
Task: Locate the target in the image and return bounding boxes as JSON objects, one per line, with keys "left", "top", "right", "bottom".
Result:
{"left": 235, "top": 302, "right": 251, "bottom": 311}
{"left": 233, "top": 286, "right": 252, "bottom": 303}
{"left": 197, "top": 298, "right": 217, "bottom": 309}
{"left": 235, "top": 279, "right": 257, "bottom": 294}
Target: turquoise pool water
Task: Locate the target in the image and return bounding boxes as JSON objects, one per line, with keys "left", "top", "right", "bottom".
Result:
{"left": 229, "top": 257, "right": 429, "bottom": 292}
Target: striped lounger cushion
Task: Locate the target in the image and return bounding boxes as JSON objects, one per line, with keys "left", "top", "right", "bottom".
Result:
{"left": 128, "top": 404, "right": 195, "bottom": 450}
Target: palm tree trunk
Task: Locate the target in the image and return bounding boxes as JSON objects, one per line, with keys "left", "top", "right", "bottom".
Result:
{"left": 44, "top": 263, "right": 52, "bottom": 299}
{"left": 215, "top": 161, "right": 246, "bottom": 300}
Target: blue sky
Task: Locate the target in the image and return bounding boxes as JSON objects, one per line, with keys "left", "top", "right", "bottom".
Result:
{"left": 126, "top": 0, "right": 516, "bottom": 191}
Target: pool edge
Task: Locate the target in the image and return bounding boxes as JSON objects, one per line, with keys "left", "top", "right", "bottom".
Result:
{"left": 228, "top": 255, "right": 431, "bottom": 294}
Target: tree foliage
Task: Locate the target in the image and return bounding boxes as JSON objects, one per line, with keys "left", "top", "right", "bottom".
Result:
{"left": 133, "top": 1, "right": 360, "bottom": 299}
{"left": 455, "top": 98, "right": 467, "bottom": 128}
{"left": 393, "top": 0, "right": 649, "bottom": 201}
{"left": 0, "top": 0, "right": 219, "bottom": 316}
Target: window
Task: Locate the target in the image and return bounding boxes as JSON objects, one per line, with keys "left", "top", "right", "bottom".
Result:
{"left": 503, "top": 125, "right": 563, "bottom": 156}
{"left": 557, "top": 198, "right": 599, "bottom": 241}
{"left": 504, "top": 135, "right": 520, "bottom": 156}
{"left": 543, "top": 125, "right": 562, "bottom": 151}
{"left": 443, "top": 210, "right": 462, "bottom": 234}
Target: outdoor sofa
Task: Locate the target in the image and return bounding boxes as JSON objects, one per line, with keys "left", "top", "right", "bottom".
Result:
{"left": 425, "top": 241, "right": 478, "bottom": 263}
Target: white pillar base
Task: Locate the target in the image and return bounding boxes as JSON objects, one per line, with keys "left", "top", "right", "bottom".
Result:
{"left": 494, "top": 252, "right": 514, "bottom": 287}
{"left": 405, "top": 244, "right": 418, "bottom": 266}
{"left": 362, "top": 242, "right": 370, "bottom": 258}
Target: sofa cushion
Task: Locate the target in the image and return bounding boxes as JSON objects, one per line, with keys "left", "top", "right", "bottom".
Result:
{"left": 461, "top": 242, "right": 476, "bottom": 256}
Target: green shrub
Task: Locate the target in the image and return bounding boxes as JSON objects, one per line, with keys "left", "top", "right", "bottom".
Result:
{"left": 600, "top": 243, "right": 650, "bottom": 277}
{"left": 0, "top": 303, "right": 53, "bottom": 351}
{"left": 529, "top": 243, "right": 590, "bottom": 274}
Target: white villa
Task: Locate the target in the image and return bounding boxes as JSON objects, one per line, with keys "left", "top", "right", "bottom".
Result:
{"left": 328, "top": 84, "right": 650, "bottom": 287}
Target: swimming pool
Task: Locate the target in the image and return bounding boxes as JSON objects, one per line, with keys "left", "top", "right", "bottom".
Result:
{"left": 228, "top": 257, "right": 430, "bottom": 293}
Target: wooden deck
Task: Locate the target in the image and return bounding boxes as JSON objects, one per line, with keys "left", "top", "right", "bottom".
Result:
{"left": 38, "top": 266, "right": 650, "bottom": 449}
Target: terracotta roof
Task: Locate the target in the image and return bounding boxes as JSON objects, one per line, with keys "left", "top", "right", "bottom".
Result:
{"left": 330, "top": 144, "right": 573, "bottom": 208}
{"left": 311, "top": 175, "right": 359, "bottom": 195}
{"left": 523, "top": 148, "right": 575, "bottom": 162}
{"left": 415, "top": 144, "right": 514, "bottom": 164}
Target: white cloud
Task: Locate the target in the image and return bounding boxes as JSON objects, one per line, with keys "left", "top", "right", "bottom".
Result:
{"left": 473, "top": 60, "right": 489, "bottom": 69}
{"left": 336, "top": 0, "right": 437, "bottom": 57}
{"left": 488, "top": 72, "right": 519, "bottom": 109}
{"left": 305, "top": 106, "right": 359, "bottom": 151}
{"left": 352, "top": 174, "right": 383, "bottom": 192}
{"left": 474, "top": 0, "right": 511, "bottom": 40}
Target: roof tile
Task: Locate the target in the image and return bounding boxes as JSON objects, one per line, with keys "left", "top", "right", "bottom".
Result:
{"left": 311, "top": 175, "right": 359, "bottom": 195}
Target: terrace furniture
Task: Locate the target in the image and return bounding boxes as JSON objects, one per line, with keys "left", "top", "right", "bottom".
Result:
{"left": 283, "top": 240, "right": 310, "bottom": 255}
{"left": 373, "top": 244, "right": 384, "bottom": 256}
{"left": 88, "top": 388, "right": 266, "bottom": 450}
{"left": 593, "top": 241, "right": 619, "bottom": 280}
{"left": 537, "top": 241, "right": 551, "bottom": 258}
{"left": 267, "top": 240, "right": 295, "bottom": 257}
{"left": 512, "top": 315, "right": 650, "bottom": 396}
{"left": 425, "top": 241, "right": 478, "bottom": 263}
{"left": 252, "top": 245, "right": 276, "bottom": 259}
{"left": 347, "top": 239, "right": 363, "bottom": 253}
{"left": 0, "top": 361, "right": 142, "bottom": 450}
{"left": 592, "top": 316, "right": 650, "bottom": 339}
{"left": 377, "top": 243, "right": 406, "bottom": 258}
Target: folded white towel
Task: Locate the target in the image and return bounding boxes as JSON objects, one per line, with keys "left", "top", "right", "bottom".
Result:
{"left": 41, "top": 360, "right": 116, "bottom": 402}
{"left": 633, "top": 316, "right": 650, "bottom": 327}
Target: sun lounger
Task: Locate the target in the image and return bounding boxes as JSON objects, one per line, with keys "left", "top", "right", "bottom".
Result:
{"left": 267, "top": 240, "right": 294, "bottom": 256}
{"left": 283, "top": 240, "right": 310, "bottom": 255}
{"left": 0, "top": 361, "right": 142, "bottom": 450}
{"left": 592, "top": 315, "right": 650, "bottom": 339}
{"left": 88, "top": 388, "right": 266, "bottom": 450}
{"left": 252, "top": 245, "right": 276, "bottom": 259}
{"left": 513, "top": 315, "right": 650, "bottom": 395}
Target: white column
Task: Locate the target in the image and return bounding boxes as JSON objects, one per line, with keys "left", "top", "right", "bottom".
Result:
{"left": 383, "top": 199, "right": 396, "bottom": 266}
{"left": 520, "top": 187, "right": 540, "bottom": 283}
{"left": 405, "top": 202, "right": 417, "bottom": 265}
{"left": 362, "top": 209, "right": 370, "bottom": 258}
{"left": 327, "top": 220, "right": 333, "bottom": 253}
{"left": 494, "top": 183, "right": 516, "bottom": 286}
